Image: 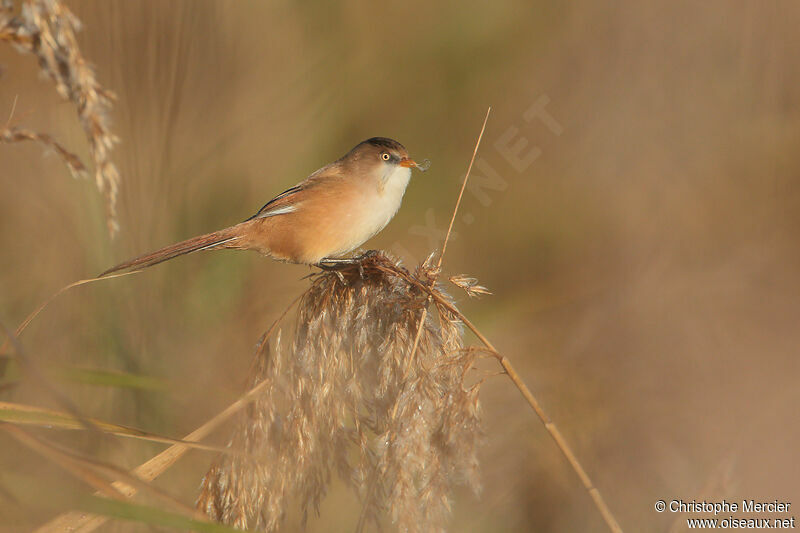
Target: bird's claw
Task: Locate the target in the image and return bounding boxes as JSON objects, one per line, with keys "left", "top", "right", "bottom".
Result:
{"left": 316, "top": 250, "right": 380, "bottom": 280}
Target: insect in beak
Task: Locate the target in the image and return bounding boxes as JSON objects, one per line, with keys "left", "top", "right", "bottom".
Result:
{"left": 399, "top": 158, "right": 431, "bottom": 172}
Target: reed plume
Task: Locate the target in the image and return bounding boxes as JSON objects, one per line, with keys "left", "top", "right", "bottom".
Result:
{"left": 0, "top": 0, "right": 120, "bottom": 236}
{"left": 197, "top": 252, "right": 482, "bottom": 532}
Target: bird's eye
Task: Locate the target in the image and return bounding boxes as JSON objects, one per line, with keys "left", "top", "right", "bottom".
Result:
{"left": 381, "top": 153, "right": 391, "bottom": 161}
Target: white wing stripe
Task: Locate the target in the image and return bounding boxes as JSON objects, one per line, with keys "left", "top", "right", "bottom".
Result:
{"left": 256, "top": 205, "right": 297, "bottom": 218}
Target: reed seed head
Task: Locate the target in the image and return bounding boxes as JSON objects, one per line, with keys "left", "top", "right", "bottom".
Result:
{"left": 198, "top": 253, "right": 482, "bottom": 532}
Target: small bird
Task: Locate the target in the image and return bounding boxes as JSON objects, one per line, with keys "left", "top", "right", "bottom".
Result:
{"left": 101, "top": 137, "right": 423, "bottom": 276}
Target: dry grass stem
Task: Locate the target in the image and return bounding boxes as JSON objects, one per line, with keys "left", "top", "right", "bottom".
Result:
{"left": 2, "top": 423, "right": 201, "bottom": 519}
{"left": 198, "top": 254, "right": 482, "bottom": 532}
{"left": 0, "top": 400, "right": 229, "bottom": 453}
{"left": 0, "top": 270, "right": 141, "bottom": 359}
{"left": 1, "top": 0, "right": 121, "bottom": 236}
{"left": 0, "top": 126, "right": 87, "bottom": 177}
{"left": 437, "top": 107, "right": 490, "bottom": 269}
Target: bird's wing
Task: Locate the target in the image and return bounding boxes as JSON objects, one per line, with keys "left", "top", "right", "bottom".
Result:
{"left": 247, "top": 163, "right": 345, "bottom": 221}
{"left": 247, "top": 185, "right": 303, "bottom": 220}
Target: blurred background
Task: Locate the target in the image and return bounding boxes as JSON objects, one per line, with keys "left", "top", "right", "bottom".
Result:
{"left": 2, "top": 1, "right": 799, "bottom": 531}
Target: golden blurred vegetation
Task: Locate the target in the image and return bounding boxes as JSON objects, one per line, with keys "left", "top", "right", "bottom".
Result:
{"left": 2, "top": 1, "right": 799, "bottom": 531}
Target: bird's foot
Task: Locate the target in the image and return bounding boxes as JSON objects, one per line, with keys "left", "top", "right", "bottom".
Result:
{"left": 317, "top": 250, "right": 380, "bottom": 280}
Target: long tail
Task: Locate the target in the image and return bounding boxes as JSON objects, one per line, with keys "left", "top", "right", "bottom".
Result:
{"left": 100, "top": 227, "right": 242, "bottom": 277}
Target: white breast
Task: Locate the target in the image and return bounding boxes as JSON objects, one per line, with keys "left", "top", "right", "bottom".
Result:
{"left": 340, "top": 164, "right": 411, "bottom": 254}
